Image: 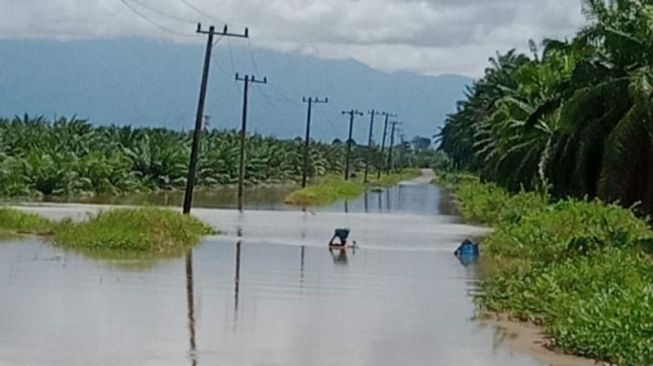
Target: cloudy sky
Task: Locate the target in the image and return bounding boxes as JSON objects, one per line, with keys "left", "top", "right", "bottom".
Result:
{"left": 0, "top": 0, "right": 586, "bottom": 76}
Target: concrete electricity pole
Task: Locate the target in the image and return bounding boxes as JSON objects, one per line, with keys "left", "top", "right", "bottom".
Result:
{"left": 377, "top": 112, "right": 397, "bottom": 179}
{"left": 364, "top": 110, "right": 383, "bottom": 183}
{"left": 235, "top": 73, "right": 268, "bottom": 211}
{"left": 301, "top": 97, "right": 329, "bottom": 188}
{"left": 386, "top": 121, "right": 401, "bottom": 174}
{"left": 183, "top": 24, "right": 249, "bottom": 215}
{"left": 341, "top": 109, "right": 364, "bottom": 180}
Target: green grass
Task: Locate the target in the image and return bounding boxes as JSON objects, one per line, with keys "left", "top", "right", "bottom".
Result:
{"left": 0, "top": 207, "right": 54, "bottom": 235}
{"left": 440, "top": 173, "right": 653, "bottom": 365}
{"left": 53, "top": 208, "right": 215, "bottom": 256}
{"left": 285, "top": 169, "right": 422, "bottom": 206}
{"left": 285, "top": 175, "right": 365, "bottom": 206}
{"left": 0, "top": 206, "right": 215, "bottom": 258}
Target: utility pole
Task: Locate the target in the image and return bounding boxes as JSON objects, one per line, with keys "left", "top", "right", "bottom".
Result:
{"left": 386, "top": 121, "right": 401, "bottom": 174}
{"left": 341, "top": 109, "right": 364, "bottom": 180}
{"left": 235, "top": 73, "right": 267, "bottom": 211}
{"left": 183, "top": 23, "right": 249, "bottom": 215}
{"left": 399, "top": 133, "right": 406, "bottom": 170}
{"left": 301, "top": 97, "right": 329, "bottom": 188}
{"left": 364, "top": 110, "right": 382, "bottom": 183}
{"left": 377, "top": 112, "right": 396, "bottom": 179}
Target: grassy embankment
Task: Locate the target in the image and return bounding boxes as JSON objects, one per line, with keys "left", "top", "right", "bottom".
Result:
{"left": 437, "top": 173, "right": 653, "bottom": 365}
{"left": 0, "top": 207, "right": 214, "bottom": 257}
{"left": 285, "top": 168, "right": 421, "bottom": 206}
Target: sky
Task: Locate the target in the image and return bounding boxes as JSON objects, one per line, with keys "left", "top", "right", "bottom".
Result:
{"left": 0, "top": 0, "right": 587, "bottom": 77}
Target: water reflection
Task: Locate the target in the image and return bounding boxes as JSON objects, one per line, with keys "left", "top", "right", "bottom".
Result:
{"left": 322, "top": 179, "right": 456, "bottom": 217}
{"left": 329, "top": 248, "right": 348, "bottom": 265}
{"left": 457, "top": 254, "right": 480, "bottom": 267}
{"left": 37, "top": 185, "right": 297, "bottom": 211}
{"left": 234, "top": 241, "right": 242, "bottom": 321}
{"left": 299, "top": 246, "right": 305, "bottom": 282}
{"left": 185, "top": 252, "right": 197, "bottom": 366}
{"left": 364, "top": 192, "right": 369, "bottom": 213}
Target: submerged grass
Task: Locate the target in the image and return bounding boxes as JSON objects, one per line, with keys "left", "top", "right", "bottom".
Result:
{"left": 285, "top": 176, "right": 364, "bottom": 206}
{"left": 0, "top": 207, "right": 54, "bottom": 235}
{"left": 437, "top": 173, "right": 653, "bottom": 365}
{"left": 0, "top": 206, "right": 215, "bottom": 258}
{"left": 285, "top": 168, "right": 421, "bottom": 206}
{"left": 53, "top": 208, "right": 215, "bottom": 256}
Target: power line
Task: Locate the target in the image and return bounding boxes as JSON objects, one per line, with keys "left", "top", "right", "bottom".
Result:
{"left": 120, "top": 0, "right": 195, "bottom": 38}
{"left": 128, "top": 0, "right": 196, "bottom": 24}
{"left": 178, "top": 0, "right": 226, "bottom": 24}
{"left": 178, "top": 0, "right": 247, "bottom": 27}
{"left": 226, "top": 39, "right": 240, "bottom": 86}
{"left": 246, "top": 38, "right": 261, "bottom": 77}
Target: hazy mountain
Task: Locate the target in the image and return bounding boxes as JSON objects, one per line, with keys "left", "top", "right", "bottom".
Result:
{"left": 0, "top": 39, "right": 472, "bottom": 143}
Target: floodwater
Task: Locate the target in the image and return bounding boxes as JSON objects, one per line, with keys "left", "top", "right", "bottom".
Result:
{"left": 0, "top": 172, "right": 550, "bottom": 366}
{"left": 37, "top": 184, "right": 296, "bottom": 210}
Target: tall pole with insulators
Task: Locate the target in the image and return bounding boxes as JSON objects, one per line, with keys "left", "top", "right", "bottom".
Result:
{"left": 377, "top": 112, "right": 396, "bottom": 179}
{"left": 342, "top": 109, "right": 364, "bottom": 180}
{"left": 235, "top": 73, "right": 268, "bottom": 211}
{"left": 301, "top": 97, "right": 329, "bottom": 188}
{"left": 386, "top": 121, "right": 401, "bottom": 174}
{"left": 183, "top": 23, "right": 249, "bottom": 215}
{"left": 364, "top": 110, "right": 382, "bottom": 183}
{"left": 399, "top": 133, "right": 406, "bottom": 170}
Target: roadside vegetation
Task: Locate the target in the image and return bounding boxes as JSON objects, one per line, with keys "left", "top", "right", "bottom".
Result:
{"left": 438, "top": 173, "right": 653, "bottom": 365}
{"left": 0, "top": 206, "right": 214, "bottom": 256}
{"left": 285, "top": 168, "right": 421, "bottom": 206}
{"left": 0, "top": 207, "right": 54, "bottom": 236}
{"left": 438, "top": 0, "right": 653, "bottom": 216}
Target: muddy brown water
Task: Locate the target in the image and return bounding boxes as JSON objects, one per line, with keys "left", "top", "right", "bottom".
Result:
{"left": 0, "top": 174, "right": 553, "bottom": 366}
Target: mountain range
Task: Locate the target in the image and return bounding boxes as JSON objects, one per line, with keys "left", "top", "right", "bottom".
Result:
{"left": 0, "top": 39, "right": 472, "bottom": 143}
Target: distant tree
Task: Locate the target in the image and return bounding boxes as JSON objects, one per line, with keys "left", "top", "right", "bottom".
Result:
{"left": 411, "top": 136, "right": 432, "bottom": 151}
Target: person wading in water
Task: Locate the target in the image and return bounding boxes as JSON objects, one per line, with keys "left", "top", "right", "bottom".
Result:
{"left": 329, "top": 228, "right": 351, "bottom": 247}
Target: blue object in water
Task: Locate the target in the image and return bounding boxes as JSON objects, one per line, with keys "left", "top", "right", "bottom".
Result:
{"left": 455, "top": 239, "right": 479, "bottom": 257}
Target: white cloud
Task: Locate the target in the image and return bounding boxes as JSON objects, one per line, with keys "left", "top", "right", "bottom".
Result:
{"left": 0, "top": 0, "right": 586, "bottom": 76}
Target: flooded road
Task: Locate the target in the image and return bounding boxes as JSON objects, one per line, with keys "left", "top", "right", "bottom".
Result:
{"left": 0, "top": 172, "right": 550, "bottom": 366}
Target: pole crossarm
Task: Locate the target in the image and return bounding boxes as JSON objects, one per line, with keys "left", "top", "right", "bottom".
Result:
{"left": 197, "top": 23, "right": 249, "bottom": 38}
{"left": 341, "top": 110, "right": 364, "bottom": 117}
{"left": 235, "top": 73, "right": 268, "bottom": 84}
{"left": 302, "top": 97, "right": 329, "bottom": 104}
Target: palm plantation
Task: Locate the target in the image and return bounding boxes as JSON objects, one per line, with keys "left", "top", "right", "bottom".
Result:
{"left": 440, "top": 0, "right": 653, "bottom": 214}
{"left": 0, "top": 115, "right": 402, "bottom": 198}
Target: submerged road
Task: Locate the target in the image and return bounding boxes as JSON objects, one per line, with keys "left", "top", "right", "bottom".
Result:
{"left": 0, "top": 170, "right": 552, "bottom": 366}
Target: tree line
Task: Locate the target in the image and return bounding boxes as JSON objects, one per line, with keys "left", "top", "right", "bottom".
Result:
{"left": 439, "top": 0, "right": 653, "bottom": 214}
{"left": 0, "top": 115, "right": 434, "bottom": 197}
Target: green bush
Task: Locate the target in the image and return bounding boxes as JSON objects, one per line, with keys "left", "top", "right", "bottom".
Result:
{"left": 285, "top": 176, "right": 364, "bottom": 206}
{"left": 443, "top": 173, "right": 653, "bottom": 364}
{"left": 286, "top": 169, "right": 421, "bottom": 206}
{"left": 53, "top": 208, "right": 215, "bottom": 255}
{"left": 0, "top": 207, "right": 54, "bottom": 235}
